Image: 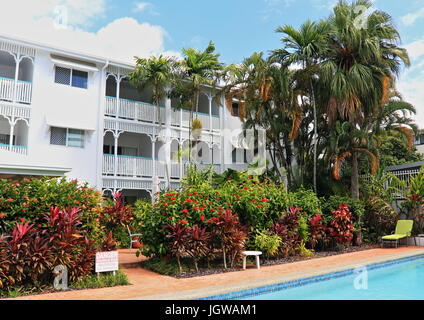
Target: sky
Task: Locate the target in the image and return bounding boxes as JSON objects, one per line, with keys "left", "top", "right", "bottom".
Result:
{"left": 0, "top": 0, "right": 423, "bottom": 127}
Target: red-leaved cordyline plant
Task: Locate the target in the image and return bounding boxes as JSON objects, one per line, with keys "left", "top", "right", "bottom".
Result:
{"left": 44, "top": 206, "right": 96, "bottom": 281}
{"left": 308, "top": 214, "right": 329, "bottom": 249}
{"left": 100, "top": 192, "right": 134, "bottom": 229}
{"left": 329, "top": 204, "right": 355, "bottom": 246}
{"left": 10, "top": 221, "right": 34, "bottom": 243}
{"left": 166, "top": 222, "right": 191, "bottom": 273}
{"left": 186, "top": 225, "right": 213, "bottom": 272}
{"left": 271, "top": 206, "right": 303, "bottom": 257}
{"left": 213, "top": 210, "right": 247, "bottom": 269}
{"left": 100, "top": 231, "right": 117, "bottom": 252}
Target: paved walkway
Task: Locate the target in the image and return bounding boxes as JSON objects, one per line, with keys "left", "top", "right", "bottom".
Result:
{"left": 10, "top": 247, "right": 424, "bottom": 300}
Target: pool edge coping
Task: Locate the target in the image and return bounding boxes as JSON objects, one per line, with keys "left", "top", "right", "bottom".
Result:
{"left": 131, "top": 248, "right": 424, "bottom": 300}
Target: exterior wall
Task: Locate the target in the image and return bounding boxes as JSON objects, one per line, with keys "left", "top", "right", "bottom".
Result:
{"left": 0, "top": 35, "right": 253, "bottom": 200}
{"left": 0, "top": 48, "right": 102, "bottom": 186}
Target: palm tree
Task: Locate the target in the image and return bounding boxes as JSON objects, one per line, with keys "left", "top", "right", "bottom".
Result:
{"left": 371, "top": 90, "right": 418, "bottom": 151}
{"left": 129, "top": 54, "right": 176, "bottom": 127}
{"left": 172, "top": 41, "right": 223, "bottom": 162}
{"left": 129, "top": 55, "right": 177, "bottom": 187}
{"left": 222, "top": 53, "right": 302, "bottom": 186}
{"left": 272, "top": 20, "right": 330, "bottom": 192}
{"left": 320, "top": 0, "right": 410, "bottom": 200}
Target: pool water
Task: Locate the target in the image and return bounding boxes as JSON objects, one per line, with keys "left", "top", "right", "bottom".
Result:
{"left": 238, "top": 257, "right": 424, "bottom": 300}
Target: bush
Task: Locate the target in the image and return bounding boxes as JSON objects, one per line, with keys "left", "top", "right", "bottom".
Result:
{"left": 321, "top": 196, "right": 365, "bottom": 225}
{"left": 271, "top": 206, "right": 308, "bottom": 257}
{"left": 0, "top": 178, "right": 102, "bottom": 234}
{"left": 308, "top": 214, "right": 329, "bottom": 250}
{"left": 0, "top": 206, "right": 96, "bottom": 292}
{"left": 253, "top": 229, "right": 282, "bottom": 257}
{"left": 213, "top": 211, "right": 248, "bottom": 268}
{"left": 289, "top": 188, "right": 321, "bottom": 217}
{"left": 328, "top": 204, "right": 355, "bottom": 247}
{"left": 99, "top": 193, "right": 134, "bottom": 248}
{"left": 226, "top": 179, "right": 289, "bottom": 230}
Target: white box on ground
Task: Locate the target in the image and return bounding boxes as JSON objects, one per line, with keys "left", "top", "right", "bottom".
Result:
{"left": 95, "top": 251, "right": 119, "bottom": 273}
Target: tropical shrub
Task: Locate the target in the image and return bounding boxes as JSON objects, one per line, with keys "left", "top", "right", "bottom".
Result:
{"left": 185, "top": 225, "right": 213, "bottom": 272}
{"left": 99, "top": 193, "right": 134, "bottom": 247}
{"left": 289, "top": 188, "right": 321, "bottom": 217}
{"left": 328, "top": 204, "right": 355, "bottom": 247}
{"left": 270, "top": 207, "right": 308, "bottom": 257}
{"left": 166, "top": 222, "right": 191, "bottom": 273}
{"left": 321, "top": 196, "right": 365, "bottom": 224}
{"left": 226, "top": 179, "right": 289, "bottom": 230}
{"left": 0, "top": 178, "right": 102, "bottom": 234}
{"left": 253, "top": 229, "right": 282, "bottom": 257}
{"left": 213, "top": 211, "right": 247, "bottom": 268}
{"left": 0, "top": 206, "right": 97, "bottom": 292}
{"left": 308, "top": 214, "right": 329, "bottom": 250}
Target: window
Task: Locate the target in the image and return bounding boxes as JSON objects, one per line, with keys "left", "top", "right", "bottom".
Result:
{"left": 72, "top": 70, "right": 88, "bottom": 89}
{"left": 0, "top": 134, "right": 14, "bottom": 145}
{"left": 232, "top": 148, "right": 237, "bottom": 163}
{"left": 50, "top": 127, "right": 85, "bottom": 148}
{"left": 103, "top": 145, "right": 138, "bottom": 156}
{"left": 232, "top": 103, "right": 239, "bottom": 117}
{"left": 55, "top": 66, "right": 88, "bottom": 89}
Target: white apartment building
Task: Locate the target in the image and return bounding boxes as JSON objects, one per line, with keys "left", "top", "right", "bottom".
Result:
{"left": 0, "top": 34, "right": 251, "bottom": 202}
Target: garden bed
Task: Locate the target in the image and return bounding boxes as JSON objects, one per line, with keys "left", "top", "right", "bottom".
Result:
{"left": 141, "top": 244, "right": 379, "bottom": 279}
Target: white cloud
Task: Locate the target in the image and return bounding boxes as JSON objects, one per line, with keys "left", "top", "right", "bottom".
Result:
{"left": 405, "top": 39, "right": 424, "bottom": 60}
{"left": 401, "top": 7, "right": 424, "bottom": 26}
{"left": 397, "top": 37, "right": 424, "bottom": 129}
{"left": 0, "top": 0, "right": 174, "bottom": 64}
{"left": 398, "top": 75, "right": 424, "bottom": 129}
{"left": 133, "top": 2, "right": 151, "bottom": 13}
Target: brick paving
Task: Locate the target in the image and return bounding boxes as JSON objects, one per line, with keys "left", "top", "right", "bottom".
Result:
{"left": 9, "top": 246, "right": 424, "bottom": 300}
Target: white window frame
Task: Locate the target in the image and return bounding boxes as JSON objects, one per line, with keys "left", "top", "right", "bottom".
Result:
{"left": 50, "top": 127, "right": 85, "bottom": 148}
{"left": 54, "top": 66, "right": 88, "bottom": 89}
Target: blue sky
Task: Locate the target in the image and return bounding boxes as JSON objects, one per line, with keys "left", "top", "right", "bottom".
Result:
{"left": 86, "top": 0, "right": 424, "bottom": 63}
{"left": 0, "top": 0, "right": 423, "bottom": 126}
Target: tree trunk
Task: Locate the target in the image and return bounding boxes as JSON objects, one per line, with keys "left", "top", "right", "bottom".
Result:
{"left": 310, "top": 81, "right": 317, "bottom": 194}
{"left": 177, "top": 256, "right": 182, "bottom": 274}
{"left": 351, "top": 151, "right": 362, "bottom": 245}
{"left": 351, "top": 151, "right": 360, "bottom": 199}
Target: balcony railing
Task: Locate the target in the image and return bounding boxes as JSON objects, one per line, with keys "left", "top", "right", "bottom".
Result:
{"left": 102, "top": 155, "right": 224, "bottom": 180}
{"left": 0, "top": 77, "right": 32, "bottom": 104}
{"left": 0, "top": 143, "right": 27, "bottom": 155}
{"left": 105, "top": 96, "right": 220, "bottom": 131}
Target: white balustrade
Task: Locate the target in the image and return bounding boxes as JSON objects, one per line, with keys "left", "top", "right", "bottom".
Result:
{"left": 103, "top": 155, "right": 154, "bottom": 177}
{"left": 0, "top": 78, "right": 14, "bottom": 101}
{"left": 0, "top": 78, "right": 32, "bottom": 104}
{"left": 105, "top": 97, "right": 221, "bottom": 133}
{"left": 0, "top": 144, "right": 27, "bottom": 155}
{"left": 16, "top": 81, "right": 32, "bottom": 104}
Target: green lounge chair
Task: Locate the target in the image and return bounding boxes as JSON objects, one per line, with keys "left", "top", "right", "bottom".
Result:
{"left": 381, "top": 220, "right": 414, "bottom": 248}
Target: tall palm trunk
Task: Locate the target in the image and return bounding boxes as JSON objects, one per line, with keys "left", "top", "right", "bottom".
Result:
{"left": 350, "top": 151, "right": 359, "bottom": 199}
{"left": 310, "top": 80, "right": 318, "bottom": 193}
{"left": 351, "top": 150, "right": 362, "bottom": 245}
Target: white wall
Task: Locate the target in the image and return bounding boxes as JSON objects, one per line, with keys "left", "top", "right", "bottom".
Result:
{"left": 0, "top": 49, "right": 103, "bottom": 187}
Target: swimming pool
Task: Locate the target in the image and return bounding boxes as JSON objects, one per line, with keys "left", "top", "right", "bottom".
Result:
{"left": 201, "top": 254, "right": 424, "bottom": 300}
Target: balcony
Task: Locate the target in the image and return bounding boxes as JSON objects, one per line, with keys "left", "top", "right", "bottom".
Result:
{"left": 105, "top": 96, "right": 220, "bottom": 132}
{"left": 0, "top": 144, "right": 27, "bottom": 155}
{"left": 0, "top": 77, "right": 32, "bottom": 104}
{"left": 102, "top": 154, "right": 223, "bottom": 180}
